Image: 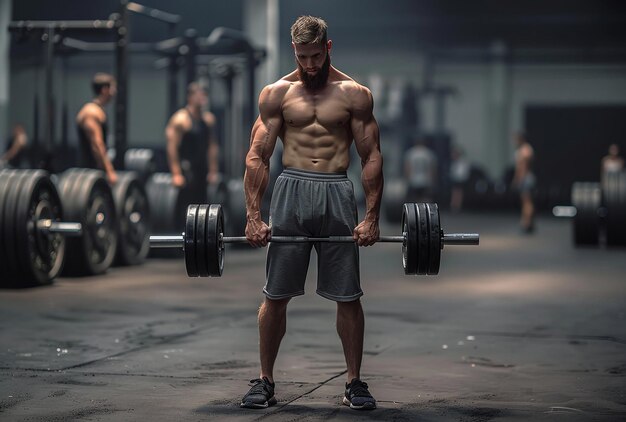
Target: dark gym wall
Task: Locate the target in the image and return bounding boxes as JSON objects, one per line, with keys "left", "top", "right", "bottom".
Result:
{"left": 525, "top": 105, "right": 626, "bottom": 188}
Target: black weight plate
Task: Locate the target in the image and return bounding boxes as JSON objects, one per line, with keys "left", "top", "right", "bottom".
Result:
{"left": 604, "top": 172, "right": 626, "bottom": 246}
{"left": 207, "top": 204, "right": 225, "bottom": 277}
{"left": 146, "top": 173, "right": 175, "bottom": 233}
{"left": 15, "top": 171, "right": 40, "bottom": 285}
{"left": 196, "top": 204, "right": 209, "bottom": 277}
{"left": 60, "top": 169, "right": 118, "bottom": 276}
{"left": 572, "top": 182, "right": 601, "bottom": 246}
{"left": 0, "top": 170, "right": 18, "bottom": 284}
{"left": 59, "top": 169, "right": 89, "bottom": 276}
{"left": 3, "top": 171, "right": 31, "bottom": 285}
{"left": 426, "top": 203, "right": 441, "bottom": 275}
{"left": 401, "top": 203, "right": 417, "bottom": 275}
{"left": 113, "top": 171, "right": 150, "bottom": 266}
{"left": 415, "top": 203, "right": 430, "bottom": 275}
{"left": 124, "top": 148, "right": 156, "bottom": 183}
{"left": 85, "top": 174, "right": 118, "bottom": 274}
{"left": 31, "top": 174, "right": 65, "bottom": 284}
{"left": 16, "top": 170, "right": 65, "bottom": 286}
{"left": 185, "top": 204, "right": 199, "bottom": 277}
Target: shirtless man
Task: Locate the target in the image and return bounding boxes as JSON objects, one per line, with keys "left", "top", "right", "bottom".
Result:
{"left": 241, "top": 16, "right": 383, "bottom": 411}
{"left": 512, "top": 132, "right": 535, "bottom": 233}
{"left": 165, "top": 82, "right": 219, "bottom": 204}
{"left": 76, "top": 73, "right": 117, "bottom": 184}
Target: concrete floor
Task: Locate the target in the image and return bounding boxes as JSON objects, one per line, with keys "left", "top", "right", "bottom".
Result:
{"left": 1, "top": 213, "right": 625, "bottom": 421}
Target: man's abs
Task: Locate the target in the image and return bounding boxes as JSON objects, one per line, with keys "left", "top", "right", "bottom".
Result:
{"left": 281, "top": 130, "right": 351, "bottom": 173}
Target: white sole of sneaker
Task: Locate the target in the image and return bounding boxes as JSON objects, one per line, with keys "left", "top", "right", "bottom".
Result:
{"left": 240, "top": 397, "right": 277, "bottom": 409}
{"left": 343, "top": 396, "right": 376, "bottom": 410}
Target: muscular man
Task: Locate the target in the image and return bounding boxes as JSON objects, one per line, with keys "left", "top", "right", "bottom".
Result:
{"left": 165, "top": 82, "right": 219, "bottom": 204}
{"left": 241, "top": 16, "right": 383, "bottom": 411}
{"left": 1, "top": 124, "right": 28, "bottom": 169}
{"left": 512, "top": 132, "right": 535, "bottom": 233}
{"left": 76, "top": 73, "right": 117, "bottom": 184}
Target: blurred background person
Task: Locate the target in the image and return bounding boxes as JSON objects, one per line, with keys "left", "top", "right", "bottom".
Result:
{"left": 601, "top": 143, "right": 624, "bottom": 180}
{"left": 404, "top": 136, "right": 437, "bottom": 203}
{"left": 449, "top": 145, "right": 470, "bottom": 212}
{"left": 166, "top": 82, "right": 220, "bottom": 205}
{"left": 76, "top": 73, "right": 118, "bottom": 184}
{"left": 1, "top": 123, "right": 28, "bottom": 169}
{"left": 512, "top": 132, "right": 535, "bottom": 233}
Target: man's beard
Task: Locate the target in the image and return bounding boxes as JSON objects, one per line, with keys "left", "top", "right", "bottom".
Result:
{"left": 297, "top": 54, "right": 331, "bottom": 91}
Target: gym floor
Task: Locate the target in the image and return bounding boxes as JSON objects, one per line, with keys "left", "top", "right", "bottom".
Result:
{"left": 1, "top": 212, "right": 625, "bottom": 421}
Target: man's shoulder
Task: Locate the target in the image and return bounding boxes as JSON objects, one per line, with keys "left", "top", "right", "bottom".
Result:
{"left": 259, "top": 78, "right": 293, "bottom": 108}
{"left": 77, "top": 102, "right": 105, "bottom": 122}
{"left": 202, "top": 111, "right": 216, "bottom": 126}
{"left": 264, "top": 77, "right": 294, "bottom": 95}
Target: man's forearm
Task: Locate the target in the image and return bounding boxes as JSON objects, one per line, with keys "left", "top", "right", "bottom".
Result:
{"left": 90, "top": 137, "right": 114, "bottom": 173}
{"left": 244, "top": 155, "right": 269, "bottom": 220}
{"left": 361, "top": 154, "right": 383, "bottom": 221}
{"left": 167, "top": 138, "right": 182, "bottom": 176}
{"left": 208, "top": 142, "right": 219, "bottom": 174}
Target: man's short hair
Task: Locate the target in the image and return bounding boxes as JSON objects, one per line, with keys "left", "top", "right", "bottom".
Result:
{"left": 92, "top": 73, "right": 115, "bottom": 95}
{"left": 291, "top": 15, "right": 328, "bottom": 45}
{"left": 187, "top": 82, "right": 207, "bottom": 97}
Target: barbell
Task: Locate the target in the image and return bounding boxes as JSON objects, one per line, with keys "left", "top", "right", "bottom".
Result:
{"left": 0, "top": 168, "right": 151, "bottom": 286}
{"left": 0, "top": 169, "right": 82, "bottom": 287}
{"left": 553, "top": 172, "right": 626, "bottom": 246}
{"left": 149, "top": 203, "right": 479, "bottom": 277}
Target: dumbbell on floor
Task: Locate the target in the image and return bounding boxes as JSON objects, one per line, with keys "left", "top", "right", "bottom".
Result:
{"left": 149, "top": 203, "right": 479, "bottom": 277}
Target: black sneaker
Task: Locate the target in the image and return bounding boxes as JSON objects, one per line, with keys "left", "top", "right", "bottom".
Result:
{"left": 240, "top": 377, "right": 277, "bottom": 409}
{"left": 343, "top": 378, "right": 376, "bottom": 410}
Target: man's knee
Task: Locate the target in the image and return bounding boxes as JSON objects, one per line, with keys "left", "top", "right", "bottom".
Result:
{"left": 260, "top": 297, "right": 290, "bottom": 313}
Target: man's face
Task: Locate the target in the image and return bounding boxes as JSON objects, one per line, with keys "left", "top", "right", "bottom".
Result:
{"left": 101, "top": 82, "right": 117, "bottom": 100}
{"left": 293, "top": 41, "right": 332, "bottom": 90}
{"left": 189, "top": 89, "right": 208, "bottom": 108}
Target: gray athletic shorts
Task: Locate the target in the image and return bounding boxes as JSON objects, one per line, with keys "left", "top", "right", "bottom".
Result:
{"left": 264, "top": 168, "right": 362, "bottom": 302}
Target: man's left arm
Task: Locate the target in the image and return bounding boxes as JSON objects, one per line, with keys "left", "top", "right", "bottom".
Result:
{"left": 204, "top": 112, "right": 220, "bottom": 183}
{"left": 351, "top": 85, "right": 383, "bottom": 247}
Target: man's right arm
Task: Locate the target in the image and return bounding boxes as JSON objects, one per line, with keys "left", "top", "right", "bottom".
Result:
{"left": 165, "top": 113, "right": 185, "bottom": 187}
{"left": 244, "top": 84, "right": 284, "bottom": 247}
{"left": 1, "top": 126, "right": 27, "bottom": 162}
{"left": 81, "top": 115, "right": 117, "bottom": 184}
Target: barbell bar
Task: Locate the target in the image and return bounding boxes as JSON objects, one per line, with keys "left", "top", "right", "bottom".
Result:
{"left": 150, "top": 233, "right": 479, "bottom": 247}
{"left": 149, "top": 203, "right": 479, "bottom": 277}
{"left": 36, "top": 219, "right": 83, "bottom": 235}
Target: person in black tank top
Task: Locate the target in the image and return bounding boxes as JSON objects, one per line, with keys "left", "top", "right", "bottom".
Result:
{"left": 166, "top": 82, "right": 220, "bottom": 204}
{"left": 75, "top": 73, "right": 118, "bottom": 184}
